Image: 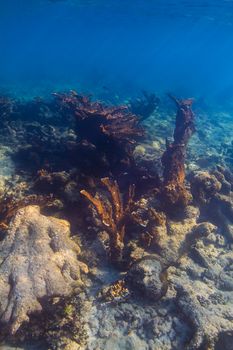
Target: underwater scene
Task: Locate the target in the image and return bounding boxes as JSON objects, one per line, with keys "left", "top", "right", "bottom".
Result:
{"left": 0, "top": 0, "right": 233, "bottom": 349}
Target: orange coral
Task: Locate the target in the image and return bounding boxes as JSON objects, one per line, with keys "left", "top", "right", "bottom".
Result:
{"left": 81, "top": 177, "right": 135, "bottom": 263}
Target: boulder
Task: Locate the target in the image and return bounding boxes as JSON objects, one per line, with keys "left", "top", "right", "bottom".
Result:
{"left": 126, "top": 256, "right": 167, "bottom": 301}
{"left": 0, "top": 205, "right": 88, "bottom": 334}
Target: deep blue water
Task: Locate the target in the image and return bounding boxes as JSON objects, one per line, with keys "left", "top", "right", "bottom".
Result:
{"left": 1, "top": 0, "right": 233, "bottom": 104}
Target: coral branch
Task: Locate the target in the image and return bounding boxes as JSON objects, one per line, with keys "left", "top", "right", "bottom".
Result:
{"left": 161, "top": 96, "right": 195, "bottom": 208}
{"left": 81, "top": 178, "right": 135, "bottom": 264}
{"left": 101, "top": 177, "right": 123, "bottom": 221}
{"left": 80, "top": 190, "right": 111, "bottom": 228}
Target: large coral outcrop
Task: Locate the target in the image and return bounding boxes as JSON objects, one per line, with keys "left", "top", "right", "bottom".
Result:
{"left": 161, "top": 95, "right": 195, "bottom": 208}
{"left": 0, "top": 205, "right": 88, "bottom": 335}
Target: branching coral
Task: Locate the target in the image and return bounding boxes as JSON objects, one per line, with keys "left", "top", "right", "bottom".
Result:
{"left": 161, "top": 95, "right": 195, "bottom": 208}
{"left": 54, "top": 91, "right": 144, "bottom": 174}
{"left": 81, "top": 177, "right": 135, "bottom": 264}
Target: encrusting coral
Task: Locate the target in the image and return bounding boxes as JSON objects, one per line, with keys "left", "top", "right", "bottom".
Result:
{"left": 81, "top": 177, "right": 135, "bottom": 264}
{"left": 161, "top": 94, "right": 195, "bottom": 208}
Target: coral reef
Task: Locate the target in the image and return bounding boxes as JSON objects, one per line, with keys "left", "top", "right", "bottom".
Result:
{"left": 0, "top": 206, "right": 88, "bottom": 335}
{"left": 0, "top": 90, "right": 232, "bottom": 350}
{"left": 80, "top": 184, "right": 232, "bottom": 350}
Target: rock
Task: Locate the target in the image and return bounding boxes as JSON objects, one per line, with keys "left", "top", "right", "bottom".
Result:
{"left": 215, "top": 331, "right": 233, "bottom": 350}
{"left": 64, "top": 181, "right": 80, "bottom": 203}
{"left": 103, "top": 334, "right": 148, "bottom": 350}
{"left": 168, "top": 228, "right": 233, "bottom": 349}
{"left": 190, "top": 169, "right": 233, "bottom": 242}
{"left": 154, "top": 205, "right": 204, "bottom": 264}
{"left": 212, "top": 169, "right": 231, "bottom": 195}
{"left": 190, "top": 171, "right": 222, "bottom": 204}
{"left": 85, "top": 272, "right": 192, "bottom": 350}
{"left": 34, "top": 170, "right": 70, "bottom": 194}
{"left": 127, "top": 241, "right": 149, "bottom": 263}
{"left": 175, "top": 283, "right": 233, "bottom": 349}
{"left": 0, "top": 205, "right": 88, "bottom": 334}
{"left": 126, "top": 256, "right": 167, "bottom": 301}
{"left": 209, "top": 192, "right": 233, "bottom": 241}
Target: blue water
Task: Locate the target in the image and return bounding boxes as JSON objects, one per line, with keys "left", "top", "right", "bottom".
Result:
{"left": 1, "top": 0, "right": 233, "bottom": 104}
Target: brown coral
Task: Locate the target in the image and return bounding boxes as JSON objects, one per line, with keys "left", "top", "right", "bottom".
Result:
{"left": 81, "top": 177, "right": 135, "bottom": 264}
{"left": 54, "top": 90, "right": 143, "bottom": 142}
{"left": 161, "top": 95, "right": 195, "bottom": 208}
{"left": 54, "top": 91, "right": 144, "bottom": 174}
